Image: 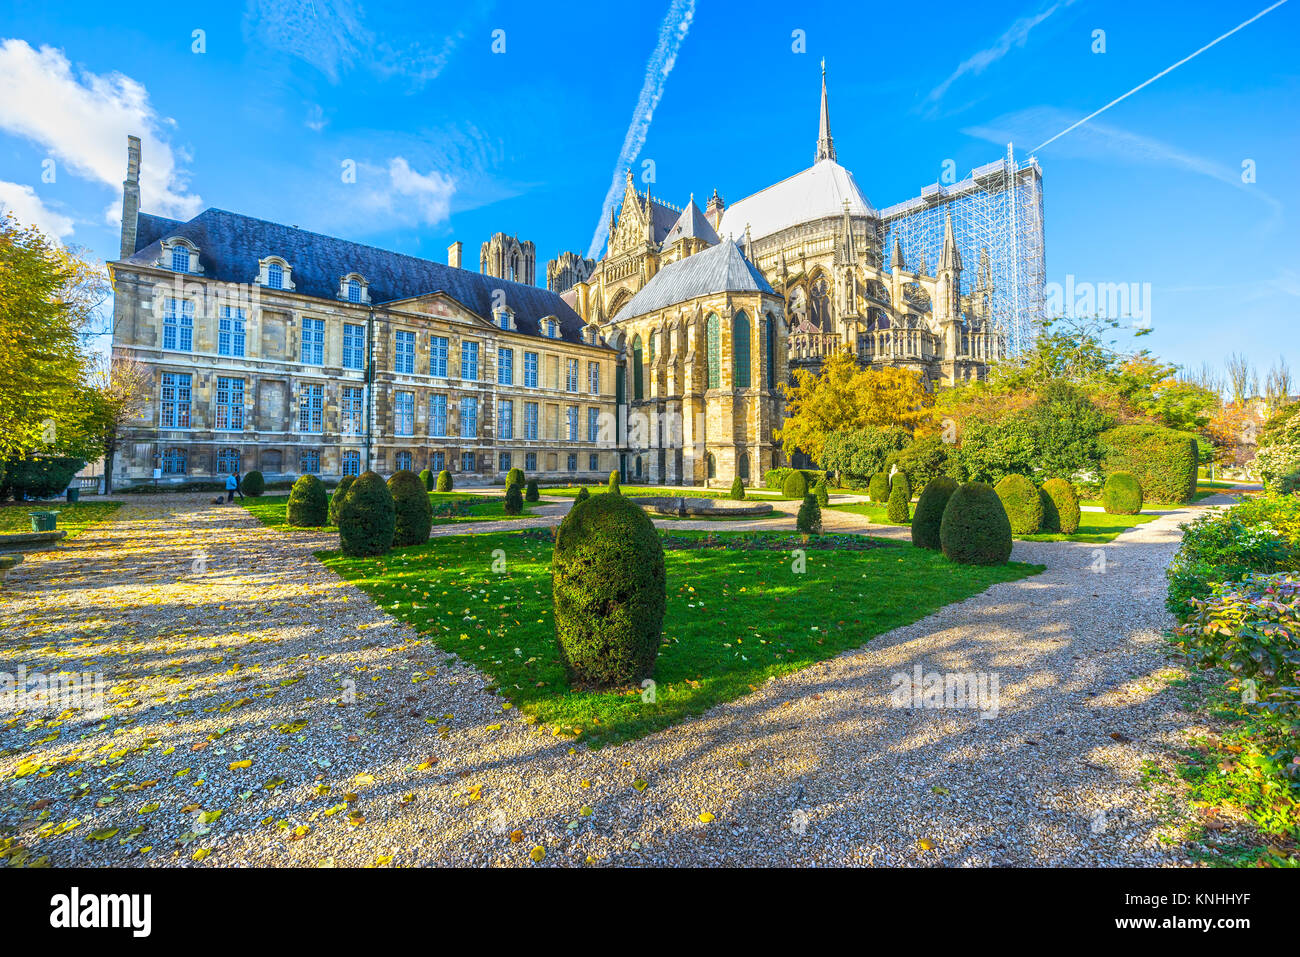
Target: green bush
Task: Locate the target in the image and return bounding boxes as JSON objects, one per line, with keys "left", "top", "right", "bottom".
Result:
{"left": 575, "top": 486, "right": 590, "bottom": 502}
{"left": 729, "top": 475, "right": 745, "bottom": 500}
{"left": 940, "top": 481, "right": 1014, "bottom": 565}
{"left": 506, "top": 467, "right": 524, "bottom": 489}
{"left": 868, "top": 472, "right": 889, "bottom": 503}
{"left": 886, "top": 475, "right": 910, "bottom": 523}
{"left": 1041, "top": 477, "right": 1080, "bottom": 534}
{"left": 435, "top": 469, "right": 452, "bottom": 492}
{"left": 286, "top": 474, "right": 328, "bottom": 527}
{"left": 886, "top": 435, "right": 951, "bottom": 492}
{"left": 994, "top": 474, "right": 1043, "bottom": 534}
{"left": 911, "top": 476, "right": 959, "bottom": 550}
{"left": 797, "top": 493, "right": 822, "bottom": 534}
{"left": 1099, "top": 424, "right": 1198, "bottom": 504}
{"left": 1255, "top": 409, "right": 1300, "bottom": 491}
{"left": 552, "top": 493, "right": 666, "bottom": 688}
{"left": 763, "top": 468, "right": 827, "bottom": 490}
{"left": 781, "top": 470, "right": 808, "bottom": 499}
{"left": 0, "top": 456, "right": 84, "bottom": 499}
{"left": 338, "top": 471, "right": 395, "bottom": 557}
{"left": 813, "top": 477, "right": 829, "bottom": 507}
{"left": 820, "top": 427, "right": 910, "bottom": 486}
{"left": 504, "top": 481, "right": 524, "bottom": 515}
{"left": 608, "top": 470, "right": 620, "bottom": 494}
{"left": 1102, "top": 472, "right": 1143, "bottom": 515}
{"left": 388, "top": 470, "right": 432, "bottom": 546}
{"left": 1037, "top": 487, "right": 1060, "bottom": 533}
{"left": 241, "top": 470, "right": 265, "bottom": 497}
{"left": 525, "top": 479, "right": 539, "bottom": 502}
{"left": 1280, "top": 472, "right": 1300, "bottom": 496}
{"left": 328, "top": 474, "right": 355, "bottom": 526}
{"left": 418, "top": 468, "right": 434, "bottom": 491}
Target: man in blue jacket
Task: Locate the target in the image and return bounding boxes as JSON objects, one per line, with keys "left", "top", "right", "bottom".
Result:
{"left": 225, "top": 471, "right": 239, "bottom": 504}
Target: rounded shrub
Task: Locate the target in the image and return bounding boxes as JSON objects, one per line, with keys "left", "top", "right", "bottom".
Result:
{"left": 730, "top": 475, "right": 745, "bottom": 500}
{"left": 552, "top": 493, "right": 666, "bottom": 688}
{"left": 911, "top": 476, "right": 959, "bottom": 550}
{"left": 242, "top": 470, "right": 265, "bottom": 497}
{"left": 1041, "top": 477, "right": 1080, "bottom": 534}
{"left": 418, "top": 468, "right": 434, "bottom": 491}
{"left": 575, "top": 486, "right": 590, "bottom": 502}
{"left": 1102, "top": 472, "right": 1143, "bottom": 515}
{"left": 939, "top": 481, "right": 1014, "bottom": 565}
{"left": 504, "top": 481, "right": 524, "bottom": 515}
{"left": 886, "top": 475, "right": 910, "bottom": 524}
{"left": 388, "top": 470, "right": 432, "bottom": 546}
{"left": 868, "top": 472, "right": 889, "bottom": 503}
{"left": 525, "top": 478, "right": 539, "bottom": 502}
{"left": 797, "top": 492, "right": 822, "bottom": 534}
{"left": 813, "top": 477, "right": 829, "bottom": 507}
{"left": 1038, "top": 487, "right": 1060, "bottom": 533}
{"left": 506, "top": 467, "right": 524, "bottom": 489}
{"left": 994, "top": 474, "right": 1043, "bottom": 534}
{"left": 286, "top": 474, "right": 328, "bottom": 527}
{"left": 1099, "top": 425, "right": 1198, "bottom": 504}
{"left": 328, "top": 474, "right": 355, "bottom": 526}
{"left": 608, "top": 470, "right": 621, "bottom": 494}
{"left": 435, "top": 469, "right": 453, "bottom": 492}
{"left": 338, "top": 471, "right": 395, "bottom": 557}
{"left": 782, "top": 470, "right": 808, "bottom": 499}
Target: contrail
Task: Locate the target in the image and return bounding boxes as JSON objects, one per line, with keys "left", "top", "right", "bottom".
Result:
{"left": 585, "top": 0, "right": 695, "bottom": 261}
{"left": 1032, "top": 0, "right": 1289, "bottom": 153}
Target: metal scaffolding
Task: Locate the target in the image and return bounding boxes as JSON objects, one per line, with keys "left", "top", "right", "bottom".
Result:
{"left": 878, "top": 144, "right": 1045, "bottom": 356}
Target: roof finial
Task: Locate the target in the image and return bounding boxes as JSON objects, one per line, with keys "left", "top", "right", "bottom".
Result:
{"left": 815, "top": 60, "right": 835, "bottom": 164}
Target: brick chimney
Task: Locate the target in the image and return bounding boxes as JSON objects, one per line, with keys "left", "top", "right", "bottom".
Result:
{"left": 119, "top": 135, "right": 141, "bottom": 260}
{"left": 447, "top": 241, "right": 463, "bottom": 270}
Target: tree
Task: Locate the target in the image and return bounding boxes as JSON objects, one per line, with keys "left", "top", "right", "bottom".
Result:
{"left": 88, "top": 355, "right": 150, "bottom": 493}
{"left": 1225, "top": 353, "right": 1256, "bottom": 408}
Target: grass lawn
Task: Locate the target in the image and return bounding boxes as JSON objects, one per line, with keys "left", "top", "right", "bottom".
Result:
{"left": 828, "top": 501, "right": 907, "bottom": 525}
{"left": 319, "top": 529, "right": 1042, "bottom": 747}
{"left": 243, "top": 491, "right": 530, "bottom": 531}
{"left": 833, "top": 500, "right": 1157, "bottom": 542}
{"left": 540, "top": 485, "right": 795, "bottom": 500}
{"left": 652, "top": 509, "right": 791, "bottom": 521}
{"left": 0, "top": 500, "right": 122, "bottom": 540}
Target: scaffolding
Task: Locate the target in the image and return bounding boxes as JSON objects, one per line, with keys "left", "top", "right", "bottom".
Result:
{"left": 878, "top": 144, "right": 1045, "bottom": 356}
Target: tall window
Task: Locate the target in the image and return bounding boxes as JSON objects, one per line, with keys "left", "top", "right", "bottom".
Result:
{"left": 588, "top": 361, "right": 600, "bottom": 395}
{"left": 632, "top": 335, "right": 644, "bottom": 400}
{"left": 300, "top": 449, "right": 321, "bottom": 474}
{"left": 566, "top": 406, "right": 578, "bottom": 441}
{"left": 394, "top": 390, "right": 414, "bottom": 436}
{"left": 460, "top": 396, "right": 478, "bottom": 438}
{"left": 546, "top": 319, "right": 557, "bottom": 338}
{"left": 525, "top": 452, "right": 537, "bottom": 471}
{"left": 523, "top": 352, "right": 538, "bottom": 388}
{"left": 430, "top": 336, "right": 449, "bottom": 377}
{"left": 394, "top": 330, "right": 416, "bottom": 374}
{"left": 218, "top": 306, "right": 246, "bottom": 357}
{"left": 217, "top": 447, "right": 240, "bottom": 474}
{"left": 170, "top": 246, "right": 190, "bottom": 273}
{"left": 498, "top": 399, "right": 514, "bottom": 440}
{"left": 429, "top": 394, "right": 447, "bottom": 437}
{"left": 215, "top": 377, "right": 244, "bottom": 430}
{"left": 648, "top": 331, "right": 657, "bottom": 364}
{"left": 299, "top": 383, "right": 324, "bottom": 433}
{"left": 706, "top": 314, "right": 721, "bottom": 389}
{"left": 589, "top": 453, "right": 599, "bottom": 471}
{"left": 160, "top": 373, "right": 191, "bottom": 428}
{"left": 163, "top": 298, "right": 193, "bottom": 352}
{"left": 499, "top": 452, "right": 512, "bottom": 471}
{"left": 301, "top": 318, "right": 325, "bottom": 365}
{"left": 587, "top": 407, "right": 600, "bottom": 443}
{"left": 343, "top": 323, "right": 365, "bottom": 371}
{"left": 567, "top": 453, "right": 578, "bottom": 472}
{"left": 524, "top": 402, "right": 539, "bottom": 440}
{"left": 162, "top": 447, "right": 187, "bottom": 474}
{"left": 566, "top": 358, "right": 579, "bottom": 393}
{"left": 498, "top": 347, "right": 513, "bottom": 385}
{"left": 266, "top": 261, "right": 284, "bottom": 289}
{"left": 461, "top": 341, "right": 479, "bottom": 381}
{"left": 461, "top": 451, "right": 476, "bottom": 471}
{"left": 341, "top": 386, "right": 364, "bottom": 434}
{"left": 347, "top": 278, "right": 362, "bottom": 303}
{"left": 733, "top": 311, "right": 751, "bottom": 389}
{"left": 395, "top": 451, "right": 413, "bottom": 472}
{"left": 765, "top": 314, "right": 777, "bottom": 390}
{"left": 430, "top": 451, "right": 445, "bottom": 472}
{"left": 342, "top": 449, "right": 361, "bottom": 476}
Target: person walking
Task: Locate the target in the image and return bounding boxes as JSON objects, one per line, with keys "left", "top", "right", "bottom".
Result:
{"left": 233, "top": 469, "right": 245, "bottom": 501}
{"left": 225, "top": 471, "right": 238, "bottom": 504}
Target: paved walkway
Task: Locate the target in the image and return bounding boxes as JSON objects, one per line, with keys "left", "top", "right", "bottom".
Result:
{"left": 0, "top": 493, "right": 1227, "bottom": 867}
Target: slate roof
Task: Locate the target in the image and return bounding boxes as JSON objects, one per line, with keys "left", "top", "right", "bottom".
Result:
{"left": 612, "top": 240, "right": 774, "bottom": 323}
{"left": 120, "top": 207, "right": 599, "bottom": 346}
{"left": 662, "top": 198, "right": 720, "bottom": 247}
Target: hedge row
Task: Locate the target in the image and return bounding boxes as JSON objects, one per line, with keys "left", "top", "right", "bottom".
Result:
{"left": 1099, "top": 424, "right": 1198, "bottom": 504}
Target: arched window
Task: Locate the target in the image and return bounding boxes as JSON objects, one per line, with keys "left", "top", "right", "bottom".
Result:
{"left": 267, "top": 262, "right": 284, "bottom": 290}
{"left": 347, "top": 278, "right": 362, "bottom": 303}
{"left": 632, "top": 335, "right": 644, "bottom": 400}
{"left": 738, "top": 453, "right": 750, "bottom": 481}
{"left": 648, "top": 331, "right": 657, "bottom": 365}
{"left": 809, "top": 276, "right": 831, "bottom": 330}
{"left": 706, "top": 315, "right": 721, "bottom": 389}
{"left": 706, "top": 453, "right": 717, "bottom": 479}
{"left": 765, "top": 314, "right": 777, "bottom": 390}
{"left": 733, "top": 312, "right": 751, "bottom": 389}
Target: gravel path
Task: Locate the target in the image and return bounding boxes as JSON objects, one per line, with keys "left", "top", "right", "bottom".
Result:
{"left": 0, "top": 493, "right": 1218, "bottom": 867}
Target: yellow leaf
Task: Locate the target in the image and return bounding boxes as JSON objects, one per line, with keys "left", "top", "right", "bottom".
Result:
{"left": 228, "top": 759, "right": 252, "bottom": 770}
{"left": 192, "top": 848, "right": 211, "bottom": 861}
{"left": 632, "top": 778, "right": 648, "bottom": 792}
{"left": 918, "top": 838, "right": 936, "bottom": 851}
{"left": 698, "top": 812, "right": 715, "bottom": 823}
{"left": 87, "top": 828, "right": 119, "bottom": 841}
{"left": 529, "top": 845, "right": 546, "bottom": 863}
{"left": 138, "top": 802, "right": 160, "bottom": 815}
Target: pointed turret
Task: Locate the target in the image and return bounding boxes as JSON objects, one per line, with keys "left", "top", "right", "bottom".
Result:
{"left": 815, "top": 59, "right": 836, "bottom": 163}
{"left": 890, "top": 236, "right": 905, "bottom": 271}
{"left": 938, "top": 212, "right": 962, "bottom": 273}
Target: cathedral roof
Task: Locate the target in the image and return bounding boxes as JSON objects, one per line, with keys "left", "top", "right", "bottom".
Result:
{"left": 662, "top": 197, "right": 720, "bottom": 247}
{"left": 612, "top": 240, "right": 774, "bottom": 323}
{"left": 716, "top": 158, "right": 876, "bottom": 243}
{"left": 120, "top": 207, "right": 596, "bottom": 345}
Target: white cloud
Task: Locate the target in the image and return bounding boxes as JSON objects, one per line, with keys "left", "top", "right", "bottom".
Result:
{"left": 305, "top": 103, "right": 328, "bottom": 132}
{"left": 0, "top": 39, "right": 202, "bottom": 224}
{"left": 356, "top": 157, "right": 456, "bottom": 227}
{"left": 0, "top": 180, "right": 75, "bottom": 239}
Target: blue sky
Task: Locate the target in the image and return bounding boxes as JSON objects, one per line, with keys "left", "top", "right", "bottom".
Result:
{"left": 1, "top": 0, "right": 1296, "bottom": 380}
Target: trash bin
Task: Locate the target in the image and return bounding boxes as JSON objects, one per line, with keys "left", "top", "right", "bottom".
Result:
{"left": 29, "top": 511, "right": 59, "bottom": 532}
{"left": 66, "top": 487, "right": 80, "bottom": 503}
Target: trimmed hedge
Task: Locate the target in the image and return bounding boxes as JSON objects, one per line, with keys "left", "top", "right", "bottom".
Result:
{"left": 286, "top": 474, "right": 328, "bottom": 527}
{"left": 575, "top": 486, "right": 590, "bottom": 502}
{"left": 419, "top": 468, "right": 434, "bottom": 491}
{"left": 388, "top": 470, "right": 433, "bottom": 546}
{"left": 506, "top": 467, "right": 525, "bottom": 489}
{"left": 887, "top": 473, "right": 911, "bottom": 524}
{"left": 797, "top": 493, "right": 822, "bottom": 534}
{"left": 729, "top": 476, "right": 745, "bottom": 500}
{"left": 608, "top": 470, "right": 621, "bottom": 494}
{"left": 1041, "top": 477, "right": 1080, "bottom": 534}
{"left": 1102, "top": 472, "right": 1143, "bottom": 515}
{"left": 1038, "top": 487, "right": 1060, "bottom": 533}
{"left": 782, "top": 471, "right": 808, "bottom": 499}
{"left": 1099, "top": 424, "right": 1197, "bottom": 504}
{"left": 338, "top": 471, "right": 395, "bottom": 557}
{"left": 525, "top": 479, "right": 539, "bottom": 502}
{"left": 940, "top": 481, "right": 1014, "bottom": 565}
{"left": 504, "top": 481, "right": 524, "bottom": 515}
{"left": 868, "top": 472, "right": 889, "bottom": 504}
{"left": 552, "top": 493, "right": 666, "bottom": 688}
{"left": 328, "top": 475, "right": 355, "bottom": 526}
{"left": 0, "top": 457, "right": 84, "bottom": 499}
{"left": 242, "top": 470, "right": 265, "bottom": 496}
{"left": 994, "top": 474, "right": 1043, "bottom": 534}
{"left": 435, "top": 469, "right": 453, "bottom": 492}
{"left": 764, "top": 468, "right": 827, "bottom": 490}
{"left": 813, "top": 477, "right": 829, "bottom": 507}
{"left": 911, "top": 476, "right": 959, "bottom": 550}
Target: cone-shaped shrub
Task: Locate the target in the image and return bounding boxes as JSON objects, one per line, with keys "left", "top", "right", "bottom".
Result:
{"left": 525, "top": 478, "right": 539, "bottom": 502}
{"left": 868, "top": 472, "right": 889, "bottom": 503}
{"left": 435, "top": 469, "right": 453, "bottom": 492}
{"left": 797, "top": 492, "right": 822, "bottom": 534}
{"left": 1102, "top": 472, "right": 1143, "bottom": 514}
{"left": 940, "top": 481, "right": 1013, "bottom": 565}
{"left": 911, "top": 476, "right": 959, "bottom": 550}
{"left": 1041, "top": 478, "right": 1080, "bottom": 534}
{"left": 886, "top": 474, "right": 911, "bottom": 524}
{"left": 388, "top": 470, "right": 432, "bottom": 546}
{"left": 338, "top": 471, "right": 395, "bottom": 557}
{"left": 608, "top": 470, "right": 621, "bottom": 494}
{"left": 328, "top": 474, "right": 355, "bottom": 526}
{"left": 506, "top": 467, "right": 524, "bottom": 489}
{"left": 504, "top": 481, "right": 524, "bottom": 515}
{"left": 287, "top": 474, "right": 328, "bottom": 527}
{"left": 552, "top": 494, "right": 666, "bottom": 688}
{"left": 242, "top": 470, "right": 265, "bottom": 497}
{"left": 575, "top": 486, "right": 590, "bottom": 502}
{"left": 813, "top": 477, "right": 829, "bottom": 507}
{"left": 418, "top": 468, "right": 434, "bottom": 491}
{"left": 730, "top": 475, "right": 746, "bottom": 500}
{"left": 782, "top": 470, "right": 808, "bottom": 499}
{"left": 995, "top": 474, "right": 1043, "bottom": 534}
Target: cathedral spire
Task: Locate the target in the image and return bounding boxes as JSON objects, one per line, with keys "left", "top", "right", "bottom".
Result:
{"left": 815, "top": 59, "right": 835, "bottom": 163}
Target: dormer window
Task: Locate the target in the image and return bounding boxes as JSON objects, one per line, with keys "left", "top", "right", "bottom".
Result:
{"left": 347, "top": 279, "right": 361, "bottom": 303}
{"left": 496, "top": 309, "right": 514, "bottom": 331}
{"left": 546, "top": 319, "right": 558, "bottom": 339}
{"left": 267, "top": 262, "right": 283, "bottom": 289}
{"left": 258, "top": 257, "right": 295, "bottom": 291}
{"left": 338, "top": 274, "right": 370, "bottom": 304}
{"left": 161, "top": 238, "right": 200, "bottom": 275}
{"left": 171, "top": 247, "right": 190, "bottom": 273}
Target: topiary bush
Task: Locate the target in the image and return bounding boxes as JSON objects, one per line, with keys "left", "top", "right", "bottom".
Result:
{"left": 994, "top": 474, "right": 1043, "bottom": 534}
{"left": 525, "top": 479, "right": 539, "bottom": 502}
{"left": 1038, "top": 486, "right": 1060, "bottom": 533}
{"left": 328, "top": 475, "right": 355, "bottom": 526}
{"left": 886, "top": 474, "right": 910, "bottom": 524}
{"left": 729, "top": 475, "right": 745, "bottom": 500}
{"left": 868, "top": 472, "right": 889, "bottom": 503}
{"left": 813, "top": 477, "right": 829, "bottom": 507}
{"left": 552, "top": 493, "right": 666, "bottom": 688}
{"left": 1099, "top": 424, "right": 1198, "bottom": 504}
{"left": 388, "top": 469, "right": 433, "bottom": 546}
{"left": 1041, "top": 477, "right": 1080, "bottom": 534}
{"left": 506, "top": 467, "right": 524, "bottom": 489}
{"left": 911, "top": 476, "right": 959, "bottom": 550}
{"left": 575, "top": 486, "right": 590, "bottom": 502}
{"left": 940, "top": 481, "right": 1014, "bottom": 565}
{"left": 435, "top": 469, "right": 452, "bottom": 492}
{"left": 1102, "top": 472, "right": 1143, "bottom": 515}
{"left": 608, "top": 470, "right": 621, "bottom": 494}
{"left": 338, "top": 471, "right": 395, "bottom": 557}
{"left": 797, "top": 493, "right": 822, "bottom": 534}
{"left": 504, "top": 481, "right": 524, "bottom": 515}
{"left": 242, "top": 470, "right": 265, "bottom": 497}
{"left": 418, "top": 468, "right": 434, "bottom": 491}
{"left": 286, "top": 474, "right": 328, "bottom": 527}
{"left": 782, "top": 470, "right": 808, "bottom": 499}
